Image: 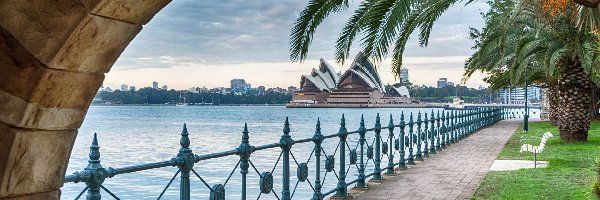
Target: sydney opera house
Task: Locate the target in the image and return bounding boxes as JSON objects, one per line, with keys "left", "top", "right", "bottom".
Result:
{"left": 290, "top": 52, "right": 412, "bottom": 106}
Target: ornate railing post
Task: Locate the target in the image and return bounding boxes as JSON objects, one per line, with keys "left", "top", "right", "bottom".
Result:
{"left": 372, "top": 113, "right": 383, "bottom": 180}
{"left": 174, "top": 124, "right": 196, "bottom": 200}
{"left": 436, "top": 111, "right": 441, "bottom": 151}
{"left": 450, "top": 111, "right": 456, "bottom": 144}
{"left": 466, "top": 110, "right": 472, "bottom": 136}
{"left": 423, "top": 112, "right": 429, "bottom": 158}
{"left": 76, "top": 133, "right": 115, "bottom": 200}
{"left": 335, "top": 115, "right": 349, "bottom": 197}
{"left": 429, "top": 110, "right": 436, "bottom": 154}
{"left": 236, "top": 123, "right": 255, "bottom": 200}
{"left": 312, "top": 119, "right": 324, "bottom": 200}
{"left": 356, "top": 115, "right": 368, "bottom": 188}
{"left": 458, "top": 110, "right": 468, "bottom": 141}
{"left": 398, "top": 112, "right": 407, "bottom": 170}
{"left": 447, "top": 111, "right": 452, "bottom": 145}
{"left": 440, "top": 111, "right": 447, "bottom": 149}
{"left": 386, "top": 114, "right": 395, "bottom": 174}
{"left": 407, "top": 113, "right": 416, "bottom": 165}
{"left": 415, "top": 112, "right": 423, "bottom": 161}
{"left": 280, "top": 118, "right": 294, "bottom": 200}
{"left": 450, "top": 110, "right": 457, "bottom": 145}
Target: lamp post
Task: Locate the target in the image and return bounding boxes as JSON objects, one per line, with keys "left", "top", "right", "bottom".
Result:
{"left": 524, "top": 65, "right": 529, "bottom": 132}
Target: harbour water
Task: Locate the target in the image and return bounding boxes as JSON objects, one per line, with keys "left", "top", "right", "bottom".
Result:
{"left": 62, "top": 106, "right": 539, "bottom": 199}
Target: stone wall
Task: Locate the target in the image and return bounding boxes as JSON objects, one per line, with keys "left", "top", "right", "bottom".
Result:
{"left": 0, "top": 0, "right": 171, "bottom": 199}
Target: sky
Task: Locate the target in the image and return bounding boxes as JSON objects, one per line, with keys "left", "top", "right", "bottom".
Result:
{"left": 104, "top": 0, "right": 491, "bottom": 90}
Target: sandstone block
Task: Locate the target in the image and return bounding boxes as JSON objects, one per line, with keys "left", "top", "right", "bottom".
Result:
{"left": 82, "top": 0, "right": 172, "bottom": 24}
{"left": 0, "top": 123, "right": 77, "bottom": 198}
{"left": 49, "top": 14, "right": 142, "bottom": 73}
{"left": 0, "top": 27, "right": 105, "bottom": 111}
{"left": 0, "top": 1, "right": 142, "bottom": 74}
{"left": 0, "top": 90, "right": 86, "bottom": 130}
{"left": 0, "top": 190, "right": 60, "bottom": 200}
{"left": 0, "top": 0, "right": 88, "bottom": 67}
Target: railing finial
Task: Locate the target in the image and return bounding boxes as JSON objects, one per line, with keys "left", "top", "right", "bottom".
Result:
{"left": 316, "top": 118, "right": 321, "bottom": 133}
{"left": 283, "top": 117, "right": 290, "bottom": 135}
{"left": 242, "top": 123, "right": 250, "bottom": 144}
{"left": 89, "top": 133, "right": 100, "bottom": 161}
{"left": 180, "top": 123, "right": 190, "bottom": 148}
{"left": 375, "top": 113, "right": 381, "bottom": 129}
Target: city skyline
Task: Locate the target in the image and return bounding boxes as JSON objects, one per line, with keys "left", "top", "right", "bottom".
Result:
{"left": 103, "top": 0, "right": 490, "bottom": 90}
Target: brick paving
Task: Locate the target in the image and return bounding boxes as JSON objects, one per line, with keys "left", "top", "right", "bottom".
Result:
{"left": 352, "top": 120, "right": 520, "bottom": 200}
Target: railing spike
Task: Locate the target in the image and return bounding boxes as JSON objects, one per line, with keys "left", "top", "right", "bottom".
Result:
{"left": 89, "top": 133, "right": 100, "bottom": 161}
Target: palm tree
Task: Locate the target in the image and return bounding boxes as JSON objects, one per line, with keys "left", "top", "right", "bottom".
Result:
{"left": 464, "top": 0, "right": 600, "bottom": 141}
{"left": 290, "top": 0, "right": 600, "bottom": 77}
{"left": 291, "top": 0, "right": 600, "bottom": 141}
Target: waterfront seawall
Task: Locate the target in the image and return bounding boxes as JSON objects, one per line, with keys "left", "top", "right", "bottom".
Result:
{"left": 285, "top": 103, "right": 447, "bottom": 108}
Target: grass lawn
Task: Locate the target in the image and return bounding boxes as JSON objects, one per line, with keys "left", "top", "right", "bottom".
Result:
{"left": 472, "top": 121, "right": 600, "bottom": 200}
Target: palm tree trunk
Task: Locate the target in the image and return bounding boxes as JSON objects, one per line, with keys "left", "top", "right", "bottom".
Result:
{"left": 556, "top": 58, "right": 591, "bottom": 142}
{"left": 547, "top": 85, "right": 560, "bottom": 125}
{"left": 590, "top": 84, "right": 600, "bottom": 119}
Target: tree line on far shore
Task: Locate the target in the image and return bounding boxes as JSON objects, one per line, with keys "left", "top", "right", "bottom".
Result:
{"left": 95, "top": 85, "right": 497, "bottom": 105}
{"left": 95, "top": 88, "right": 293, "bottom": 105}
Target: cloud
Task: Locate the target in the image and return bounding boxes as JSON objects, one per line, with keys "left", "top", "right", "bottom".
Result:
{"left": 108, "top": 0, "right": 491, "bottom": 88}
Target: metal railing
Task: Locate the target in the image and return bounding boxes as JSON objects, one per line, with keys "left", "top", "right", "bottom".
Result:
{"left": 64, "top": 108, "right": 504, "bottom": 200}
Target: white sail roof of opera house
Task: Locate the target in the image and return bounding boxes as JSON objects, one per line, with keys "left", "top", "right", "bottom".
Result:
{"left": 300, "top": 59, "right": 340, "bottom": 92}
{"left": 337, "top": 52, "right": 385, "bottom": 93}
{"left": 391, "top": 86, "right": 411, "bottom": 98}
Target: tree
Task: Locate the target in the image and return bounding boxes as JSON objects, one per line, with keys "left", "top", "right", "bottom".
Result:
{"left": 464, "top": 0, "right": 600, "bottom": 141}
{"left": 290, "top": 0, "right": 600, "bottom": 77}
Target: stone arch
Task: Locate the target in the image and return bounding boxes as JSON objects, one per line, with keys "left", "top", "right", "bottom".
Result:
{"left": 0, "top": 0, "right": 171, "bottom": 199}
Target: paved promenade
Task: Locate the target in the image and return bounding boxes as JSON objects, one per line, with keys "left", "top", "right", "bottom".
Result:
{"left": 353, "top": 120, "right": 520, "bottom": 200}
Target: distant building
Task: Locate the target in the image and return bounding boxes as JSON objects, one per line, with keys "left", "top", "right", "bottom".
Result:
{"left": 287, "top": 86, "right": 298, "bottom": 94}
{"left": 257, "top": 86, "right": 266, "bottom": 95}
{"left": 230, "top": 78, "right": 250, "bottom": 95}
{"left": 400, "top": 67, "right": 409, "bottom": 83}
{"left": 499, "top": 86, "right": 542, "bottom": 104}
{"left": 437, "top": 78, "right": 447, "bottom": 88}
{"left": 129, "top": 86, "right": 136, "bottom": 91}
{"left": 162, "top": 85, "right": 168, "bottom": 90}
{"left": 152, "top": 81, "right": 159, "bottom": 89}
{"left": 120, "top": 84, "right": 128, "bottom": 91}
{"left": 291, "top": 53, "right": 411, "bottom": 104}
{"left": 447, "top": 82, "right": 454, "bottom": 87}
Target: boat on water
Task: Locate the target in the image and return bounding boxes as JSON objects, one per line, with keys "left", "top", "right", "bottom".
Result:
{"left": 176, "top": 94, "right": 188, "bottom": 106}
{"left": 444, "top": 96, "right": 465, "bottom": 110}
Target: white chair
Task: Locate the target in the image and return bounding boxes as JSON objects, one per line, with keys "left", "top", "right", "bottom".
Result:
{"left": 520, "top": 132, "right": 553, "bottom": 168}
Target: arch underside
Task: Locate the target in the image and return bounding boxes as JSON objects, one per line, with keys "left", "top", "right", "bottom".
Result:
{"left": 0, "top": 0, "right": 171, "bottom": 199}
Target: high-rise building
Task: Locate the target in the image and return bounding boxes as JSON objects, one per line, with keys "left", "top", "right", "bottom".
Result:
{"left": 120, "top": 84, "right": 128, "bottom": 91}
{"left": 437, "top": 78, "right": 447, "bottom": 88}
{"left": 152, "top": 81, "right": 159, "bottom": 89}
{"left": 230, "top": 78, "right": 250, "bottom": 95}
{"left": 499, "top": 86, "right": 542, "bottom": 104}
{"left": 447, "top": 82, "right": 455, "bottom": 87}
{"left": 400, "top": 67, "right": 409, "bottom": 83}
